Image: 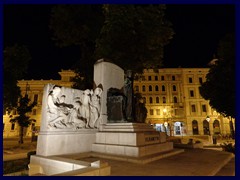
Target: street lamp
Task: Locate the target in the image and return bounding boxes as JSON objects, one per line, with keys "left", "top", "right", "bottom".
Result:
{"left": 206, "top": 116, "right": 210, "bottom": 135}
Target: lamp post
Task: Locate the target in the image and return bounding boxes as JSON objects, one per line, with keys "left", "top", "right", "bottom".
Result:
{"left": 206, "top": 116, "right": 211, "bottom": 135}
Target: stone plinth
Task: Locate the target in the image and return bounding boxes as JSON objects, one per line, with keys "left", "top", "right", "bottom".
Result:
{"left": 37, "top": 130, "right": 97, "bottom": 156}
{"left": 92, "top": 123, "right": 173, "bottom": 157}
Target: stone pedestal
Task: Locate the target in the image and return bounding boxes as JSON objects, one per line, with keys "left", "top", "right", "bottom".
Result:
{"left": 37, "top": 130, "right": 97, "bottom": 156}
{"left": 92, "top": 123, "right": 173, "bottom": 157}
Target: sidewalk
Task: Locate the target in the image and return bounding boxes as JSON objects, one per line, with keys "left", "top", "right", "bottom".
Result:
{"left": 3, "top": 141, "right": 235, "bottom": 176}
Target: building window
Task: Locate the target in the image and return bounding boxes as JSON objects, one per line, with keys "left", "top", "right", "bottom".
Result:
{"left": 172, "top": 76, "right": 175, "bottom": 81}
{"left": 156, "top": 109, "right": 160, "bottom": 115}
{"left": 161, "top": 76, "right": 164, "bottom": 81}
{"left": 199, "top": 77, "right": 203, "bottom": 84}
{"left": 172, "top": 85, "right": 177, "bottom": 91}
{"left": 142, "top": 76, "right": 146, "bottom": 81}
{"left": 155, "top": 76, "right": 158, "bottom": 81}
{"left": 191, "top": 105, "right": 196, "bottom": 112}
{"left": 135, "top": 86, "right": 139, "bottom": 92}
{"left": 150, "top": 109, "right": 154, "bottom": 115}
{"left": 155, "top": 85, "right": 159, "bottom": 91}
{"left": 190, "top": 90, "right": 194, "bottom": 97}
{"left": 202, "top": 105, "right": 207, "bottom": 112}
{"left": 34, "top": 94, "right": 38, "bottom": 103}
{"left": 163, "top": 97, "right": 166, "bottom": 103}
{"left": 148, "top": 76, "right": 152, "bottom": 81}
{"left": 192, "top": 120, "right": 199, "bottom": 135}
{"left": 173, "top": 97, "right": 178, "bottom": 103}
{"left": 149, "top": 85, "right": 152, "bottom": 92}
{"left": 11, "top": 123, "right": 15, "bottom": 130}
{"left": 156, "top": 97, "right": 159, "bottom": 103}
{"left": 142, "top": 85, "right": 146, "bottom": 92}
{"left": 149, "top": 97, "right": 153, "bottom": 104}
{"left": 162, "top": 85, "right": 165, "bottom": 91}
{"left": 189, "top": 77, "right": 193, "bottom": 83}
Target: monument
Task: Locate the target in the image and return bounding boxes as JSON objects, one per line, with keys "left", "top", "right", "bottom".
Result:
{"left": 29, "top": 59, "right": 182, "bottom": 176}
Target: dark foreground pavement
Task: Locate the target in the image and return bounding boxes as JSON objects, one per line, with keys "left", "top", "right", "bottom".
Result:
{"left": 3, "top": 141, "right": 235, "bottom": 176}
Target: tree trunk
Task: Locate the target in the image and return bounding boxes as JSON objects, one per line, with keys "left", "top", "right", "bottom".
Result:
{"left": 19, "top": 126, "right": 24, "bottom": 144}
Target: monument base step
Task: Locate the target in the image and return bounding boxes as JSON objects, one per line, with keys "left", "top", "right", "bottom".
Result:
{"left": 90, "top": 148, "right": 185, "bottom": 164}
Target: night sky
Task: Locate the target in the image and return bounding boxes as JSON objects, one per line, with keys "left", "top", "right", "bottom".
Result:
{"left": 4, "top": 4, "right": 235, "bottom": 80}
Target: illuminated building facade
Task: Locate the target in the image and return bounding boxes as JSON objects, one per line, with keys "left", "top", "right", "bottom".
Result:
{"left": 3, "top": 68, "right": 234, "bottom": 138}
{"left": 133, "top": 68, "right": 235, "bottom": 137}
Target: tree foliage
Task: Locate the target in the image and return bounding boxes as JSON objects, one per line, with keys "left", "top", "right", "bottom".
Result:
{"left": 95, "top": 4, "right": 174, "bottom": 73}
{"left": 49, "top": 4, "right": 174, "bottom": 88}
{"left": 3, "top": 44, "right": 32, "bottom": 112}
{"left": 199, "top": 33, "right": 235, "bottom": 118}
{"left": 49, "top": 5, "right": 104, "bottom": 89}
{"left": 10, "top": 94, "right": 36, "bottom": 144}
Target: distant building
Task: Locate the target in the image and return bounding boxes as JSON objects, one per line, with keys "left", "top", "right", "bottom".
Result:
{"left": 133, "top": 67, "right": 234, "bottom": 137}
{"left": 3, "top": 68, "right": 235, "bottom": 138}
{"left": 3, "top": 70, "right": 75, "bottom": 138}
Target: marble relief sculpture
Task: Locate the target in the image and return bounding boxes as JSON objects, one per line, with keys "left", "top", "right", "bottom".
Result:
{"left": 46, "top": 84, "right": 102, "bottom": 130}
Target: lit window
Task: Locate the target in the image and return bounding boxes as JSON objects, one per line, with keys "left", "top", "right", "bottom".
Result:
{"left": 191, "top": 105, "right": 196, "bottom": 112}
{"left": 163, "top": 97, "right": 166, "bottom": 103}
{"left": 150, "top": 109, "right": 154, "bottom": 115}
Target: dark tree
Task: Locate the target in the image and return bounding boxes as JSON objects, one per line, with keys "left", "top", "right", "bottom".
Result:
{"left": 10, "top": 94, "right": 36, "bottom": 144}
{"left": 95, "top": 4, "right": 174, "bottom": 73}
{"left": 3, "top": 44, "right": 31, "bottom": 113}
{"left": 49, "top": 5, "right": 104, "bottom": 89}
{"left": 199, "top": 33, "right": 235, "bottom": 118}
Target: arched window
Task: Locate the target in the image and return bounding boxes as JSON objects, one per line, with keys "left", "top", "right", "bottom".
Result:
{"left": 213, "top": 119, "right": 220, "bottom": 134}
{"left": 156, "top": 97, "right": 159, "bottom": 103}
{"left": 163, "top": 97, "right": 166, "bottom": 103}
{"left": 155, "top": 85, "right": 159, "bottom": 91}
{"left": 192, "top": 120, "right": 199, "bottom": 135}
{"left": 142, "top": 85, "right": 146, "bottom": 92}
{"left": 173, "top": 97, "right": 178, "bottom": 103}
{"left": 149, "top": 97, "right": 153, "bottom": 103}
{"left": 135, "top": 86, "right": 139, "bottom": 92}
{"left": 162, "top": 85, "right": 165, "bottom": 91}
{"left": 149, "top": 85, "right": 152, "bottom": 92}
{"left": 172, "top": 85, "right": 177, "bottom": 91}
{"left": 203, "top": 120, "right": 210, "bottom": 135}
